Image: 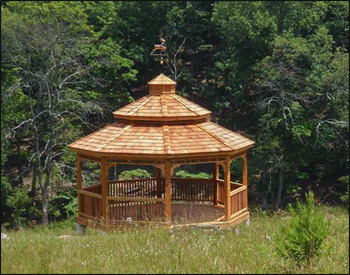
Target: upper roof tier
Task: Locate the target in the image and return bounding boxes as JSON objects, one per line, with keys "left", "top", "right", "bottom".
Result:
{"left": 148, "top": 73, "right": 176, "bottom": 86}
{"left": 69, "top": 73, "right": 255, "bottom": 158}
{"left": 113, "top": 74, "right": 211, "bottom": 122}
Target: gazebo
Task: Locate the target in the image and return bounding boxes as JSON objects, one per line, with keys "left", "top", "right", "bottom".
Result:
{"left": 69, "top": 73, "right": 255, "bottom": 230}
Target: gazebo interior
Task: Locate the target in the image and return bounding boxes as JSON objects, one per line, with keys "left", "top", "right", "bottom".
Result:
{"left": 69, "top": 74, "right": 254, "bottom": 230}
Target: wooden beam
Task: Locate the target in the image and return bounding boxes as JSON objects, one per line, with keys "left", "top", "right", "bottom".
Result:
{"left": 230, "top": 207, "right": 248, "bottom": 220}
{"left": 230, "top": 185, "right": 247, "bottom": 196}
{"left": 213, "top": 163, "right": 219, "bottom": 205}
{"left": 224, "top": 156, "right": 231, "bottom": 221}
{"left": 69, "top": 146, "right": 254, "bottom": 161}
{"left": 108, "top": 178, "right": 157, "bottom": 184}
{"left": 83, "top": 183, "right": 102, "bottom": 191}
{"left": 156, "top": 168, "right": 162, "bottom": 198}
{"left": 242, "top": 153, "right": 248, "bottom": 186}
{"left": 101, "top": 158, "right": 108, "bottom": 221}
{"left": 77, "top": 156, "right": 82, "bottom": 218}
{"left": 165, "top": 160, "right": 172, "bottom": 224}
{"left": 242, "top": 153, "right": 248, "bottom": 209}
{"left": 106, "top": 196, "right": 165, "bottom": 202}
{"left": 79, "top": 189, "right": 103, "bottom": 199}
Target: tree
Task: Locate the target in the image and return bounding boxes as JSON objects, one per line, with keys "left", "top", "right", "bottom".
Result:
{"left": 213, "top": 1, "right": 349, "bottom": 208}
{"left": 276, "top": 191, "right": 330, "bottom": 266}
{"left": 1, "top": 2, "right": 136, "bottom": 224}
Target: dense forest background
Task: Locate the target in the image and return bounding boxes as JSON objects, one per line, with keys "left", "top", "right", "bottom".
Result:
{"left": 1, "top": 1, "right": 349, "bottom": 227}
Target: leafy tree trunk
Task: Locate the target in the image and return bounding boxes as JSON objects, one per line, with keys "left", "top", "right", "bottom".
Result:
{"left": 41, "top": 183, "right": 49, "bottom": 225}
{"left": 31, "top": 163, "right": 37, "bottom": 199}
{"left": 277, "top": 166, "right": 284, "bottom": 208}
{"left": 16, "top": 137, "right": 23, "bottom": 186}
{"left": 262, "top": 163, "right": 268, "bottom": 210}
{"left": 281, "top": 190, "right": 287, "bottom": 209}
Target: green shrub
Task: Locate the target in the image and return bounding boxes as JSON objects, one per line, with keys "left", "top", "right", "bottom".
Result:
{"left": 120, "top": 169, "right": 151, "bottom": 180}
{"left": 49, "top": 186, "right": 77, "bottom": 221}
{"left": 276, "top": 191, "right": 330, "bottom": 265}
{"left": 5, "top": 187, "right": 40, "bottom": 228}
{"left": 175, "top": 170, "right": 211, "bottom": 179}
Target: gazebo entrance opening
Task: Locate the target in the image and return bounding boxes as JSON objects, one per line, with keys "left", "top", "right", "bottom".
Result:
{"left": 76, "top": 153, "right": 249, "bottom": 230}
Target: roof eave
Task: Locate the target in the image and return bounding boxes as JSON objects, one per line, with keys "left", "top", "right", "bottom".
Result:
{"left": 68, "top": 144, "right": 254, "bottom": 160}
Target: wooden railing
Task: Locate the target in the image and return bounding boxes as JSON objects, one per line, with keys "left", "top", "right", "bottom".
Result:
{"left": 78, "top": 178, "right": 247, "bottom": 224}
{"left": 107, "top": 177, "right": 215, "bottom": 202}
{"left": 171, "top": 178, "right": 214, "bottom": 201}
{"left": 216, "top": 179, "right": 244, "bottom": 205}
{"left": 78, "top": 189, "right": 102, "bottom": 220}
{"left": 83, "top": 183, "right": 102, "bottom": 194}
{"left": 230, "top": 185, "right": 247, "bottom": 215}
{"left": 108, "top": 178, "right": 157, "bottom": 198}
{"left": 106, "top": 196, "right": 166, "bottom": 222}
{"left": 217, "top": 179, "right": 225, "bottom": 204}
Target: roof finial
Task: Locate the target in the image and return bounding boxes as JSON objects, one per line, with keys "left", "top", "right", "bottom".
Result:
{"left": 150, "top": 34, "right": 168, "bottom": 65}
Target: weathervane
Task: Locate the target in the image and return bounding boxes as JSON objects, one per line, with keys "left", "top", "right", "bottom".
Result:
{"left": 150, "top": 34, "right": 168, "bottom": 65}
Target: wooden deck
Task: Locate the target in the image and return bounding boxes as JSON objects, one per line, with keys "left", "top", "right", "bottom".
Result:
{"left": 77, "top": 201, "right": 249, "bottom": 230}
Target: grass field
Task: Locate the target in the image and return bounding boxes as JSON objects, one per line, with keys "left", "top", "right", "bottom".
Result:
{"left": 1, "top": 206, "right": 349, "bottom": 274}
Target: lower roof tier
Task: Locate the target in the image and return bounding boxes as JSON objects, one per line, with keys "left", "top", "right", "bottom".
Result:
{"left": 69, "top": 121, "right": 255, "bottom": 157}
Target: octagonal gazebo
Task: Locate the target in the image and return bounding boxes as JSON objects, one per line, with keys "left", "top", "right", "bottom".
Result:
{"left": 69, "top": 74, "right": 255, "bottom": 230}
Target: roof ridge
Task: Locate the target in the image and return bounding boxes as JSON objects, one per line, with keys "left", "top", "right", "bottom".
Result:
{"left": 207, "top": 121, "right": 255, "bottom": 145}
{"left": 126, "top": 96, "right": 153, "bottom": 116}
{"left": 196, "top": 123, "right": 236, "bottom": 151}
{"left": 118, "top": 96, "right": 153, "bottom": 116}
{"left": 68, "top": 122, "right": 123, "bottom": 148}
{"left": 160, "top": 95, "right": 168, "bottom": 117}
{"left": 96, "top": 124, "right": 133, "bottom": 151}
{"left": 162, "top": 125, "right": 171, "bottom": 154}
{"left": 148, "top": 74, "right": 177, "bottom": 85}
{"left": 171, "top": 95, "right": 200, "bottom": 115}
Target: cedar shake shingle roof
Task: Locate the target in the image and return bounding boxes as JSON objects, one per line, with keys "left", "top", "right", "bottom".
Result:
{"left": 69, "top": 74, "right": 254, "bottom": 157}
{"left": 69, "top": 121, "right": 254, "bottom": 155}
{"left": 113, "top": 94, "right": 211, "bottom": 122}
{"left": 148, "top": 73, "right": 177, "bottom": 85}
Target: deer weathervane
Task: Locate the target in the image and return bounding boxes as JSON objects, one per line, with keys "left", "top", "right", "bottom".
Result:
{"left": 150, "top": 35, "right": 168, "bottom": 65}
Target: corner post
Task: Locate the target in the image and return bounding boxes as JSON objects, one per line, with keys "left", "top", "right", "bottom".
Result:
{"left": 224, "top": 156, "right": 231, "bottom": 221}
{"left": 165, "top": 160, "right": 172, "bottom": 224}
{"left": 156, "top": 168, "right": 162, "bottom": 198}
{"left": 101, "top": 158, "right": 108, "bottom": 222}
{"left": 213, "top": 163, "right": 219, "bottom": 205}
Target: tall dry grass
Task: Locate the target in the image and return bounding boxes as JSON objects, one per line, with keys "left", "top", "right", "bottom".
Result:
{"left": 1, "top": 206, "right": 348, "bottom": 274}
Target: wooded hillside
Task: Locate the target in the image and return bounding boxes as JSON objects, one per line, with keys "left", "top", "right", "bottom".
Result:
{"left": 1, "top": 1, "right": 349, "bottom": 227}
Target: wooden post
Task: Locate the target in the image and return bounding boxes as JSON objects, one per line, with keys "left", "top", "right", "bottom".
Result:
{"left": 224, "top": 156, "right": 231, "bottom": 221}
{"left": 101, "top": 158, "right": 108, "bottom": 222}
{"left": 77, "top": 156, "right": 82, "bottom": 218}
{"left": 213, "top": 163, "right": 219, "bottom": 205}
{"left": 242, "top": 153, "right": 248, "bottom": 208}
{"left": 156, "top": 168, "right": 162, "bottom": 198}
{"left": 165, "top": 160, "right": 172, "bottom": 224}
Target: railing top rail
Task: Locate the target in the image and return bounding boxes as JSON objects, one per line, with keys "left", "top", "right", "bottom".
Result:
{"left": 107, "top": 177, "right": 214, "bottom": 184}
{"left": 106, "top": 196, "right": 165, "bottom": 202}
{"left": 230, "top": 185, "right": 246, "bottom": 196}
{"left": 216, "top": 179, "right": 242, "bottom": 185}
{"left": 79, "top": 189, "right": 102, "bottom": 199}
{"left": 108, "top": 178, "right": 157, "bottom": 184}
{"left": 83, "top": 182, "right": 102, "bottom": 191}
{"left": 171, "top": 177, "right": 213, "bottom": 182}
